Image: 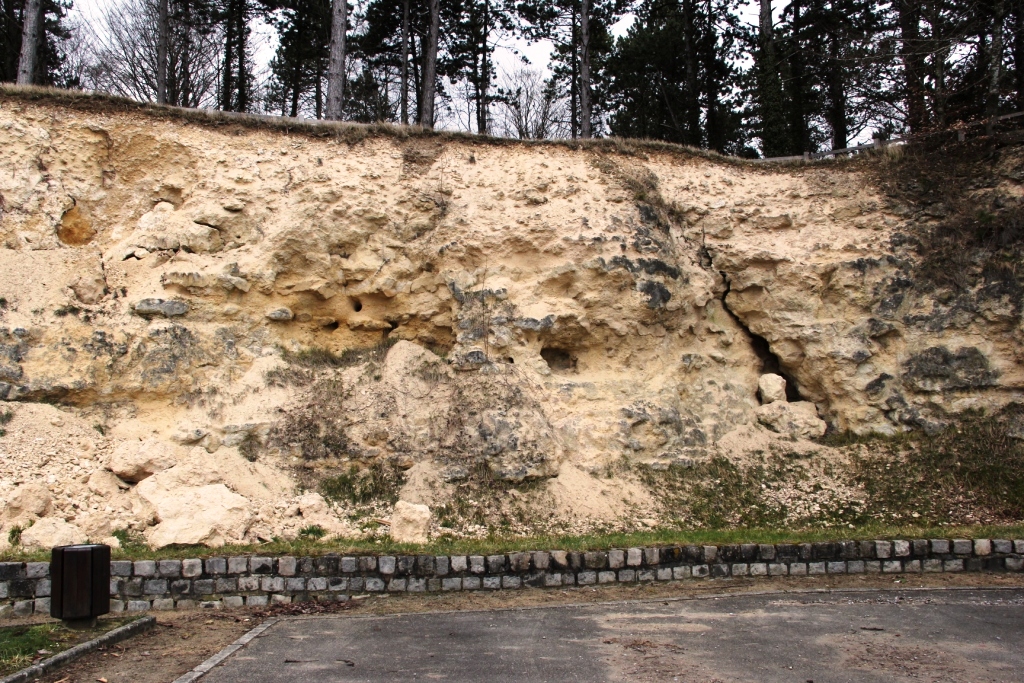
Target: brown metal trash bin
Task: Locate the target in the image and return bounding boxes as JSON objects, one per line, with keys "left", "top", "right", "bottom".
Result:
{"left": 50, "top": 544, "right": 111, "bottom": 623}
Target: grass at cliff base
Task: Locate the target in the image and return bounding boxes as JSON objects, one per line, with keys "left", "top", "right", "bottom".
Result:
{"left": 0, "top": 618, "right": 133, "bottom": 676}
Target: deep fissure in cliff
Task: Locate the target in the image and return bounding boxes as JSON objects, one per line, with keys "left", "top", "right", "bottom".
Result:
{"left": 715, "top": 267, "right": 802, "bottom": 403}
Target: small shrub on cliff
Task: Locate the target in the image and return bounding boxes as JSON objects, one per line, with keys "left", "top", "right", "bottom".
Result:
{"left": 320, "top": 462, "right": 405, "bottom": 505}
{"left": 298, "top": 524, "right": 327, "bottom": 540}
{"left": 0, "top": 409, "right": 11, "bottom": 437}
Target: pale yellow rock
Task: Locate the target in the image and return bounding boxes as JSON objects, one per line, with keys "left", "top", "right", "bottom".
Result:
{"left": 1, "top": 483, "right": 52, "bottom": 524}
{"left": 20, "top": 518, "right": 87, "bottom": 549}
{"left": 69, "top": 271, "right": 106, "bottom": 304}
{"left": 137, "top": 482, "right": 252, "bottom": 548}
{"left": 756, "top": 401, "right": 827, "bottom": 439}
{"left": 390, "top": 500, "right": 431, "bottom": 543}
{"left": 758, "top": 374, "right": 788, "bottom": 404}
{"left": 107, "top": 439, "right": 177, "bottom": 483}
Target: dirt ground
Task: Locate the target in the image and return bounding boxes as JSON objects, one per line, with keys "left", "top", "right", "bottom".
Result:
{"left": 10, "top": 572, "right": 1023, "bottom": 683}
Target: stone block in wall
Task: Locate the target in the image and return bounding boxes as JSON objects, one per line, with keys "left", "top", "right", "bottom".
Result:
{"left": 731, "top": 564, "right": 749, "bottom": 577}
{"left": 12, "top": 600, "right": 33, "bottom": 617}
{"left": 171, "top": 580, "right": 191, "bottom": 596}
{"left": 581, "top": 552, "right": 605, "bottom": 570}
{"left": 812, "top": 543, "right": 837, "bottom": 560}
{"left": 974, "top": 539, "right": 992, "bottom": 556}
{"left": 223, "top": 596, "right": 244, "bottom": 608}
{"left": 618, "top": 570, "right": 636, "bottom": 582}
{"left": 502, "top": 576, "right": 522, "bottom": 589}
{"left": 923, "top": 559, "right": 943, "bottom": 572}
{"left": 408, "top": 578, "right": 427, "bottom": 592}
{"left": 702, "top": 546, "right": 718, "bottom": 563}
{"left": 298, "top": 557, "right": 314, "bottom": 574}
{"left": 388, "top": 578, "right": 407, "bottom": 592}
{"left": 531, "top": 552, "right": 549, "bottom": 571}
{"left": 607, "top": 550, "right": 625, "bottom": 569}
{"left": 758, "top": 544, "right": 776, "bottom": 561}
{"left": 0, "top": 563, "right": 24, "bottom": 581}
{"left": 109, "top": 599, "right": 125, "bottom": 613}
{"left": 637, "top": 570, "right": 655, "bottom": 582}
{"left": 644, "top": 548, "right": 659, "bottom": 565}
{"left": 952, "top": 539, "right": 972, "bottom": 555}
{"left": 710, "top": 564, "right": 729, "bottom": 578}
{"left": 8, "top": 580, "right": 34, "bottom": 598}
{"left": 684, "top": 546, "right": 703, "bottom": 563}
{"left": 35, "top": 579, "right": 51, "bottom": 597}
{"left": 111, "top": 561, "right": 133, "bottom": 577}
{"left": 278, "top": 557, "right": 297, "bottom": 576}
{"left": 378, "top": 557, "right": 396, "bottom": 575}
{"left": 509, "top": 552, "right": 531, "bottom": 572}
{"left": 238, "top": 576, "right": 259, "bottom": 592}
{"left": 270, "top": 595, "right": 290, "bottom": 605}
{"left": 661, "top": 547, "right": 683, "bottom": 564}
{"left": 449, "top": 556, "right": 468, "bottom": 573}
{"left": 285, "top": 578, "right": 306, "bottom": 592}
{"left": 1007, "top": 558, "right": 1023, "bottom": 572}
{"left": 261, "top": 577, "right": 284, "bottom": 592}
{"left": 839, "top": 541, "right": 859, "bottom": 560}
{"left": 483, "top": 576, "right": 501, "bottom": 590}
{"left": 349, "top": 577, "right": 364, "bottom": 592}
{"left": 874, "top": 542, "right": 891, "bottom": 559}
{"left": 205, "top": 558, "right": 227, "bottom": 575}
{"left": 396, "top": 556, "right": 416, "bottom": 575}
{"left": 905, "top": 560, "right": 921, "bottom": 573}
{"left": 719, "top": 545, "right": 740, "bottom": 563}
{"left": 598, "top": 571, "right": 616, "bottom": 584}
{"left": 442, "top": 578, "right": 462, "bottom": 591}
{"left": 308, "top": 578, "right": 327, "bottom": 591}
{"left": 789, "top": 563, "right": 807, "bottom": 576}
{"left": 153, "top": 598, "right": 175, "bottom": 610}
{"left": 359, "top": 556, "right": 378, "bottom": 572}
{"left": 486, "top": 555, "right": 506, "bottom": 573}
{"left": 316, "top": 555, "right": 339, "bottom": 576}
{"left": 749, "top": 563, "right": 767, "bottom": 576}
{"left": 965, "top": 558, "right": 983, "bottom": 572}
{"left": 123, "top": 578, "right": 143, "bottom": 597}
{"left": 158, "top": 560, "right": 182, "bottom": 578}
{"left": 182, "top": 559, "right": 202, "bottom": 578}
{"left": 469, "top": 556, "right": 485, "bottom": 574}
{"left": 251, "top": 557, "right": 273, "bottom": 574}
{"left": 992, "top": 540, "right": 1012, "bottom": 554}
{"left": 892, "top": 541, "right": 910, "bottom": 557}
{"left": 768, "top": 563, "right": 789, "bottom": 576}
{"left": 692, "top": 565, "right": 710, "bottom": 578}
{"left": 550, "top": 551, "right": 569, "bottom": 570}
{"left": 656, "top": 568, "right": 672, "bottom": 581}
{"left": 847, "top": 561, "right": 865, "bottom": 574}
{"left": 415, "top": 555, "right": 435, "bottom": 576}
{"left": 328, "top": 577, "right": 347, "bottom": 591}
{"left": 193, "top": 579, "right": 214, "bottom": 595}
{"left": 881, "top": 561, "right": 902, "bottom": 573}
{"left": 462, "top": 577, "right": 481, "bottom": 590}
{"left": 127, "top": 600, "right": 150, "bottom": 612}
{"left": 808, "top": 562, "right": 826, "bottom": 575}
{"left": 826, "top": 561, "right": 846, "bottom": 574}
{"left": 911, "top": 540, "right": 929, "bottom": 556}
{"left": 626, "top": 548, "right": 642, "bottom": 567}
{"left": 134, "top": 560, "right": 156, "bottom": 577}
{"left": 435, "top": 556, "right": 450, "bottom": 576}
{"left": 34, "top": 598, "right": 50, "bottom": 614}
{"left": 26, "top": 562, "right": 49, "bottom": 579}
{"left": 578, "top": 571, "right": 597, "bottom": 585}
{"left": 246, "top": 595, "right": 268, "bottom": 606}
{"left": 144, "top": 579, "right": 169, "bottom": 595}
{"left": 1015, "top": 540, "right": 1024, "bottom": 554}
{"left": 545, "top": 573, "right": 563, "bottom": 587}
{"left": 672, "top": 566, "right": 690, "bottom": 580}
{"left": 930, "top": 539, "right": 951, "bottom": 555}
{"left": 228, "top": 557, "right": 248, "bottom": 574}
{"left": 365, "top": 578, "right": 385, "bottom": 592}
{"left": 341, "top": 557, "right": 357, "bottom": 573}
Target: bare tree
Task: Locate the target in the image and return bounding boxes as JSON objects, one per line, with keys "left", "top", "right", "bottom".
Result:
{"left": 325, "top": 0, "right": 347, "bottom": 120}
{"left": 156, "top": 0, "right": 169, "bottom": 103}
{"left": 422, "top": 0, "right": 440, "bottom": 128}
{"left": 400, "top": 0, "right": 410, "bottom": 125}
{"left": 497, "top": 67, "right": 568, "bottom": 139}
{"left": 16, "top": 0, "right": 41, "bottom": 84}
{"left": 89, "top": 0, "right": 221, "bottom": 108}
{"left": 579, "top": 0, "right": 592, "bottom": 138}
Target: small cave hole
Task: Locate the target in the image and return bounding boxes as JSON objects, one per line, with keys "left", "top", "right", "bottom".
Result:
{"left": 749, "top": 334, "right": 802, "bottom": 402}
{"left": 507, "top": 357, "right": 514, "bottom": 364}
{"left": 323, "top": 320, "right": 340, "bottom": 331}
{"left": 541, "top": 347, "right": 576, "bottom": 373}
{"left": 351, "top": 298, "right": 363, "bottom": 313}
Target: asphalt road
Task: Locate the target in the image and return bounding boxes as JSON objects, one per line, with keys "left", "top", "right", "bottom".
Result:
{"left": 200, "top": 589, "right": 1024, "bottom": 682}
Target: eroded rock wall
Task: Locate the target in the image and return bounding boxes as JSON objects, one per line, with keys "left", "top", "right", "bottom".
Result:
{"left": 0, "top": 95, "right": 1021, "bottom": 547}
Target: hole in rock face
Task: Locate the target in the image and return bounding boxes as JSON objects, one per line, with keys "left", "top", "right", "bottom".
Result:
{"left": 352, "top": 298, "right": 363, "bottom": 312}
{"left": 749, "top": 334, "right": 802, "bottom": 402}
{"left": 323, "top": 321, "right": 340, "bottom": 331}
{"left": 541, "top": 347, "right": 576, "bottom": 373}
{"left": 507, "top": 357, "right": 515, "bottom": 364}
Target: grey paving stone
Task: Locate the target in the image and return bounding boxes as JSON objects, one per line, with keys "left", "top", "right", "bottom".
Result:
{"left": 583, "top": 552, "right": 607, "bottom": 570}
{"left": 442, "top": 578, "right": 462, "bottom": 591}
{"left": 550, "top": 551, "right": 569, "bottom": 569}
{"left": 251, "top": 557, "right": 273, "bottom": 574}
{"left": 193, "top": 579, "right": 214, "bottom": 595}
{"left": 33, "top": 598, "right": 50, "bottom": 614}
{"left": 692, "top": 565, "right": 710, "bottom": 578}
{"left": 749, "top": 563, "right": 768, "bottom": 577}
{"left": 109, "top": 599, "right": 125, "bottom": 613}
{"left": 788, "top": 563, "right": 807, "bottom": 576}
{"left": 847, "top": 561, "right": 865, "bottom": 574}
{"left": 246, "top": 595, "right": 268, "bottom": 606}
{"left": 388, "top": 578, "right": 407, "bottom": 592}
{"left": 703, "top": 546, "right": 718, "bottom": 563}
{"left": 644, "top": 548, "right": 660, "bottom": 565}
{"left": 12, "top": 600, "right": 33, "bottom": 617}
{"left": 656, "top": 568, "right": 672, "bottom": 581}
{"left": 769, "top": 563, "right": 790, "bottom": 576}
{"left": 223, "top": 596, "right": 244, "bottom": 608}
{"left": 175, "top": 600, "right": 197, "bottom": 610}
{"left": 598, "top": 571, "right": 616, "bottom": 584}
{"left": 545, "top": 573, "right": 563, "bottom": 587}
{"left": 711, "top": 564, "right": 730, "bottom": 578}
{"left": 1015, "top": 540, "right": 1024, "bottom": 554}
{"left": 25, "top": 562, "right": 49, "bottom": 579}
{"left": 205, "top": 557, "right": 227, "bottom": 575}
{"left": 144, "top": 579, "right": 169, "bottom": 595}
{"left": 158, "top": 560, "right": 182, "bottom": 578}
{"left": 626, "top": 548, "right": 643, "bottom": 567}
{"left": 269, "top": 595, "right": 290, "bottom": 605}
{"left": 450, "top": 555, "right": 469, "bottom": 573}
{"left": 1006, "top": 558, "right": 1023, "bottom": 572}
{"left": 923, "top": 559, "right": 943, "bottom": 572}
{"left": 182, "top": 559, "right": 202, "bottom": 578}
{"left": 365, "top": 578, "right": 385, "bottom": 592}
{"left": 152, "top": 598, "right": 175, "bottom": 610}
{"left": 111, "top": 561, "right": 133, "bottom": 577}
{"left": 945, "top": 559, "right": 964, "bottom": 572}
{"left": 215, "top": 578, "right": 237, "bottom": 593}
{"left": 827, "top": 562, "right": 846, "bottom": 574}
{"left": 408, "top": 578, "right": 427, "bottom": 592}
{"left": 483, "top": 576, "right": 501, "bottom": 590}
{"left": 578, "top": 571, "right": 597, "bottom": 585}
{"left": 359, "top": 556, "right": 377, "bottom": 572}
{"left": 531, "top": 553, "right": 549, "bottom": 571}
{"left": 882, "top": 561, "right": 902, "bottom": 573}
{"left": 992, "top": 539, "right": 1012, "bottom": 554}
{"left": 731, "top": 564, "right": 749, "bottom": 577}
{"left": 864, "top": 561, "right": 881, "bottom": 573}
{"left": 618, "top": 570, "right": 636, "bottom": 582}
{"left": 261, "top": 577, "right": 285, "bottom": 592}
{"left": 35, "top": 579, "right": 50, "bottom": 597}
{"left": 807, "top": 562, "right": 826, "bottom": 575}
{"left": 341, "top": 557, "right": 357, "bottom": 573}
{"left": 350, "top": 577, "right": 364, "bottom": 592}
{"left": 227, "top": 557, "right": 248, "bottom": 575}
{"left": 127, "top": 600, "right": 150, "bottom": 612}
{"left": 904, "top": 560, "right": 921, "bottom": 572}
{"left": 487, "top": 555, "right": 506, "bottom": 573}
{"left": 601, "top": 550, "right": 621, "bottom": 570}
{"left": 278, "top": 557, "right": 297, "bottom": 576}
{"left": 378, "top": 556, "right": 396, "bottom": 575}
{"left": 237, "top": 576, "right": 259, "bottom": 591}
{"left": 328, "top": 577, "right": 348, "bottom": 591}
{"left": 637, "top": 570, "right": 655, "bottom": 582}
{"left": 974, "top": 539, "right": 992, "bottom": 556}
{"left": 134, "top": 560, "right": 156, "bottom": 577}
{"left": 672, "top": 566, "right": 691, "bottom": 579}
{"left": 892, "top": 541, "right": 910, "bottom": 557}
{"left": 930, "top": 539, "right": 951, "bottom": 555}
{"left": 952, "top": 539, "right": 972, "bottom": 555}
{"left": 469, "top": 556, "right": 485, "bottom": 574}
{"left": 285, "top": 578, "right": 306, "bottom": 592}
{"left": 308, "top": 577, "right": 327, "bottom": 591}
{"left": 462, "top": 577, "right": 481, "bottom": 590}
{"left": 502, "top": 575, "right": 522, "bottom": 589}
{"left": 435, "top": 556, "right": 450, "bottom": 576}
{"left": 171, "top": 580, "right": 191, "bottom": 595}
{"left": 874, "top": 542, "right": 892, "bottom": 559}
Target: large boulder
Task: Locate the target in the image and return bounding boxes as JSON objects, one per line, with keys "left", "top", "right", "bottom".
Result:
{"left": 756, "top": 401, "right": 827, "bottom": 440}
{"left": 1, "top": 483, "right": 52, "bottom": 525}
{"left": 108, "top": 439, "right": 177, "bottom": 483}
{"left": 19, "top": 518, "right": 87, "bottom": 549}
{"left": 390, "top": 500, "right": 430, "bottom": 544}
{"left": 137, "top": 481, "right": 252, "bottom": 548}
{"left": 758, "top": 374, "right": 787, "bottom": 405}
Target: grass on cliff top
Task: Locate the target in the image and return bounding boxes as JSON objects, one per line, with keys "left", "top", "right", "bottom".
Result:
{"left": 3, "top": 524, "right": 1023, "bottom": 564}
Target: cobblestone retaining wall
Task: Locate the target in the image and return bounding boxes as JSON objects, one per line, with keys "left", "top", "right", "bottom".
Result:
{"left": 3, "top": 538, "right": 1022, "bottom": 617}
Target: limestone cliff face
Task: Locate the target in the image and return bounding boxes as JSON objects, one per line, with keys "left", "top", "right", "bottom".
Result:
{"left": 0, "top": 94, "right": 1021, "bottom": 546}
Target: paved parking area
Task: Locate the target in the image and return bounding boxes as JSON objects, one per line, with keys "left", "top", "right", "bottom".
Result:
{"left": 201, "top": 588, "right": 1024, "bottom": 682}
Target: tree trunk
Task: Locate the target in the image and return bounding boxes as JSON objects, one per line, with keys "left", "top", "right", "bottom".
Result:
{"left": 325, "top": 0, "right": 347, "bottom": 120}
{"left": 897, "top": 0, "right": 927, "bottom": 132}
{"left": 16, "top": 0, "right": 41, "bottom": 85}
{"left": 1013, "top": 0, "right": 1024, "bottom": 109}
{"left": 579, "top": 0, "right": 592, "bottom": 138}
{"left": 400, "top": 0, "right": 410, "bottom": 125}
{"left": 422, "top": 0, "right": 440, "bottom": 128}
{"left": 757, "top": 0, "right": 788, "bottom": 156}
{"left": 985, "top": 0, "right": 1005, "bottom": 133}
{"left": 477, "top": 0, "right": 490, "bottom": 135}
{"left": 826, "top": 39, "right": 847, "bottom": 149}
{"left": 570, "top": 4, "right": 578, "bottom": 139}
{"left": 787, "top": 0, "right": 809, "bottom": 153}
{"left": 927, "top": 2, "right": 948, "bottom": 126}
{"left": 680, "top": 0, "right": 700, "bottom": 145}
{"left": 157, "top": 0, "right": 169, "bottom": 103}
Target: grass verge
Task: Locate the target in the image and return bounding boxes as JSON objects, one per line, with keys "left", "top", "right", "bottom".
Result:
{"left": 0, "top": 618, "right": 133, "bottom": 677}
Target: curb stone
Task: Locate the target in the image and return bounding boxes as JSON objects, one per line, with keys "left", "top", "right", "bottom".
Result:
{"left": 0, "top": 616, "right": 155, "bottom": 683}
{"left": 170, "top": 618, "right": 280, "bottom": 683}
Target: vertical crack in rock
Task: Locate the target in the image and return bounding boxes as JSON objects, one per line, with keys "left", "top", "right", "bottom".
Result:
{"left": 711, "top": 259, "right": 803, "bottom": 403}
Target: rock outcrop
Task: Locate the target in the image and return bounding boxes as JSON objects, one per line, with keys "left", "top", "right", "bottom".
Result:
{"left": 0, "top": 92, "right": 1021, "bottom": 546}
